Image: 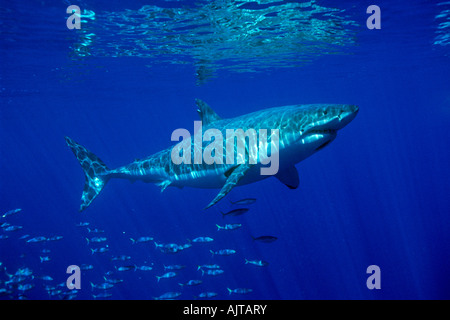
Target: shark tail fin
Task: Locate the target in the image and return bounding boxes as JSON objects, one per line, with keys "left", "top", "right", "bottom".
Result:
{"left": 65, "top": 136, "right": 110, "bottom": 212}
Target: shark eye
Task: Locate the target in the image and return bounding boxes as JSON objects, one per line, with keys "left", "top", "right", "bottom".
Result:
{"left": 323, "top": 110, "right": 328, "bottom": 115}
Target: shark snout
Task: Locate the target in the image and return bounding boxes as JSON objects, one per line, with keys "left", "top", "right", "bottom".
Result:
{"left": 336, "top": 104, "right": 358, "bottom": 129}
{"left": 342, "top": 104, "right": 359, "bottom": 117}
{"left": 300, "top": 104, "right": 359, "bottom": 135}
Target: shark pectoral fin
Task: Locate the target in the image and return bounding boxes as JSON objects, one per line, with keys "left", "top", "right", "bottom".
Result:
{"left": 204, "top": 164, "right": 252, "bottom": 209}
{"left": 156, "top": 180, "right": 171, "bottom": 192}
{"left": 275, "top": 165, "right": 299, "bottom": 189}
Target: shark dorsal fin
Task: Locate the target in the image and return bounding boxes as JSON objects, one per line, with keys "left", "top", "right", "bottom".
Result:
{"left": 196, "top": 99, "right": 221, "bottom": 125}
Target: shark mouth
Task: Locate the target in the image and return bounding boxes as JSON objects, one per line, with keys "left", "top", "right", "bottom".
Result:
{"left": 308, "top": 129, "right": 337, "bottom": 135}
{"left": 315, "top": 139, "right": 333, "bottom": 151}
{"left": 306, "top": 129, "right": 337, "bottom": 151}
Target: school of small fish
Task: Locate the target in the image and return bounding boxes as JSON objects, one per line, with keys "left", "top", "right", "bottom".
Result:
{"left": 0, "top": 198, "right": 278, "bottom": 299}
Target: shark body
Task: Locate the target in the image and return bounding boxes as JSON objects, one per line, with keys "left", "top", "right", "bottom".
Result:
{"left": 65, "top": 99, "right": 358, "bottom": 211}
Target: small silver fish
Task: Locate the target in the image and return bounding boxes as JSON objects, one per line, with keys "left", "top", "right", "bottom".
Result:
{"left": 201, "top": 269, "right": 224, "bottom": 276}
{"left": 197, "top": 292, "right": 218, "bottom": 299}
{"left": 154, "top": 292, "right": 181, "bottom": 300}
{"left": 103, "top": 277, "right": 123, "bottom": 284}
{"left": 191, "top": 236, "right": 214, "bottom": 243}
{"left": 164, "top": 264, "right": 186, "bottom": 270}
{"left": 135, "top": 265, "right": 153, "bottom": 271}
{"left": 90, "top": 247, "right": 109, "bottom": 254}
{"left": 216, "top": 223, "right": 242, "bottom": 231}
{"left": 229, "top": 198, "right": 257, "bottom": 205}
{"left": 111, "top": 255, "right": 131, "bottom": 261}
{"left": 2, "top": 208, "right": 22, "bottom": 218}
{"left": 251, "top": 235, "right": 278, "bottom": 243}
{"left": 227, "top": 287, "right": 253, "bottom": 295}
{"left": 220, "top": 208, "right": 249, "bottom": 218}
{"left": 197, "top": 264, "right": 220, "bottom": 271}
{"left": 245, "top": 259, "right": 269, "bottom": 267}
{"left": 130, "top": 236, "right": 153, "bottom": 244}
{"left": 86, "top": 236, "right": 107, "bottom": 244}
{"left": 80, "top": 264, "right": 94, "bottom": 270}
{"left": 75, "top": 222, "right": 90, "bottom": 227}
{"left": 90, "top": 282, "right": 114, "bottom": 290}
{"left": 178, "top": 279, "right": 202, "bottom": 286}
{"left": 40, "top": 256, "right": 51, "bottom": 263}
{"left": 47, "top": 235, "right": 63, "bottom": 241}
{"left": 4, "top": 225, "right": 23, "bottom": 232}
{"left": 210, "top": 249, "right": 236, "bottom": 256}
{"left": 18, "top": 283, "right": 34, "bottom": 291}
{"left": 115, "top": 265, "right": 136, "bottom": 272}
{"left": 26, "top": 236, "right": 47, "bottom": 243}
{"left": 15, "top": 267, "right": 33, "bottom": 276}
{"left": 93, "top": 292, "right": 112, "bottom": 299}
{"left": 156, "top": 272, "right": 177, "bottom": 282}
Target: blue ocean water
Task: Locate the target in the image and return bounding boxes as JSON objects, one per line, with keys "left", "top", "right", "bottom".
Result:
{"left": 1, "top": 0, "right": 449, "bottom": 300}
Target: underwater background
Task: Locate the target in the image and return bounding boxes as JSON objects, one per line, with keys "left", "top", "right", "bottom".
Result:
{"left": 1, "top": 0, "right": 449, "bottom": 300}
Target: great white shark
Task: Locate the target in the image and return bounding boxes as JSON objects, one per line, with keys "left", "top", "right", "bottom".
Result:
{"left": 65, "top": 99, "right": 358, "bottom": 211}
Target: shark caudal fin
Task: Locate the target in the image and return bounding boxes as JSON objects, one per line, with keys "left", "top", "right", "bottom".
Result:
{"left": 65, "top": 136, "right": 110, "bottom": 212}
